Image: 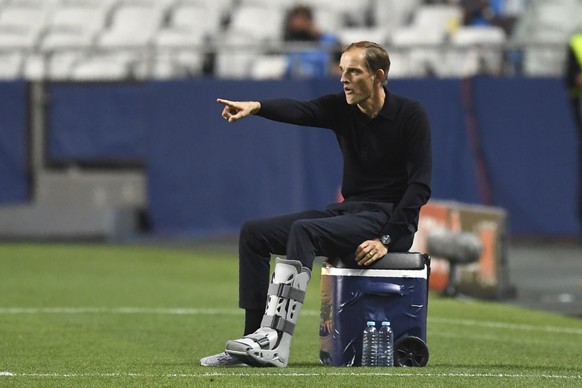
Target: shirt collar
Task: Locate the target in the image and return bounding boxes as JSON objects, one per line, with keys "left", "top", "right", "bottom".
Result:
{"left": 377, "top": 87, "right": 398, "bottom": 121}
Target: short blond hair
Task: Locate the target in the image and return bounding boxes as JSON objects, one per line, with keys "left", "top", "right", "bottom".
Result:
{"left": 342, "top": 41, "right": 390, "bottom": 85}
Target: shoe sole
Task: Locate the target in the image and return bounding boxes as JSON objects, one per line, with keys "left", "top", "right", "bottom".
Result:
{"left": 200, "top": 360, "right": 249, "bottom": 367}
{"left": 226, "top": 349, "right": 274, "bottom": 368}
{"left": 200, "top": 353, "right": 249, "bottom": 367}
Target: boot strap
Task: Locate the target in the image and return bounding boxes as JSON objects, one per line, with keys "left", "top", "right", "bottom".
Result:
{"left": 267, "top": 283, "right": 305, "bottom": 303}
{"left": 261, "top": 314, "right": 296, "bottom": 335}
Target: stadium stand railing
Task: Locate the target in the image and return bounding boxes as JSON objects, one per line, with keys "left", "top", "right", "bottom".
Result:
{"left": 0, "top": 0, "right": 581, "bottom": 80}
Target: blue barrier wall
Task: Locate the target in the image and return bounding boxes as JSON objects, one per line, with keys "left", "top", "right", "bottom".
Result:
{"left": 44, "top": 78, "right": 580, "bottom": 237}
{"left": 0, "top": 81, "right": 28, "bottom": 204}
{"left": 49, "top": 83, "right": 148, "bottom": 162}
{"left": 472, "top": 77, "right": 579, "bottom": 235}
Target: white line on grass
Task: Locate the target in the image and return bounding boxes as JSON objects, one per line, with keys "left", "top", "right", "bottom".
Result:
{"left": 0, "top": 307, "right": 246, "bottom": 315}
{"left": 0, "top": 371, "right": 580, "bottom": 380}
{"left": 0, "top": 307, "right": 322, "bottom": 317}
{"left": 1, "top": 307, "right": 582, "bottom": 335}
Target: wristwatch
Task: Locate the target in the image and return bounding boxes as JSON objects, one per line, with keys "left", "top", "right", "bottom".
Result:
{"left": 380, "top": 234, "right": 391, "bottom": 246}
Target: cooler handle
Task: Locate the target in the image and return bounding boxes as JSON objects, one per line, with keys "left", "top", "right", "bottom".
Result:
{"left": 362, "top": 282, "right": 404, "bottom": 296}
{"left": 339, "top": 283, "right": 404, "bottom": 311}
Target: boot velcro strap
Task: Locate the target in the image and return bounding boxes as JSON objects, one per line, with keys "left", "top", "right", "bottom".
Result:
{"left": 256, "top": 336, "right": 271, "bottom": 349}
{"left": 267, "top": 283, "right": 305, "bottom": 303}
{"left": 261, "top": 314, "right": 296, "bottom": 335}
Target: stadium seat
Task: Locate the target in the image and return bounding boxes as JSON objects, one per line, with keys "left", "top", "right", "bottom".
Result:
{"left": 337, "top": 27, "right": 388, "bottom": 46}
{"left": 153, "top": 4, "right": 215, "bottom": 78}
{"left": 144, "top": 51, "right": 205, "bottom": 79}
{"left": 226, "top": 5, "right": 283, "bottom": 41}
{"left": 444, "top": 26, "right": 507, "bottom": 77}
{"left": 0, "top": 0, "right": 568, "bottom": 81}
{"left": 0, "top": 7, "right": 51, "bottom": 49}
{"left": 47, "top": 6, "right": 107, "bottom": 37}
{"left": 154, "top": 29, "right": 205, "bottom": 48}
{"left": 373, "top": 0, "right": 420, "bottom": 36}
{"left": 410, "top": 4, "right": 462, "bottom": 35}
{"left": 0, "top": 52, "right": 23, "bottom": 79}
{"left": 40, "top": 30, "right": 95, "bottom": 52}
{"left": 311, "top": 8, "right": 343, "bottom": 36}
{"left": 387, "top": 3, "right": 461, "bottom": 78}
{"left": 96, "top": 4, "right": 164, "bottom": 48}
{"left": 21, "top": 53, "right": 44, "bottom": 80}
{"left": 38, "top": 21, "right": 96, "bottom": 80}
{"left": 167, "top": 4, "right": 222, "bottom": 37}
{"left": 151, "top": 31, "right": 207, "bottom": 79}
{"left": 23, "top": 50, "right": 86, "bottom": 80}
{"left": 249, "top": 54, "right": 287, "bottom": 79}
{"left": 517, "top": 2, "right": 582, "bottom": 76}
{"left": 70, "top": 53, "right": 134, "bottom": 80}
{"left": 390, "top": 27, "right": 446, "bottom": 77}
{"left": 238, "top": 0, "right": 293, "bottom": 10}
{"left": 9, "top": 0, "right": 59, "bottom": 7}
{"left": 387, "top": 51, "right": 420, "bottom": 79}
{"left": 214, "top": 31, "right": 261, "bottom": 79}
{"left": 0, "top": 29, "right": 40, "bottom": 50}
{"left": 302, "top": 0, "right": 371, "bottom": 27}
{"left": 180, "top": 0, "right": 234, "bottom": 18}
{"left": 63, "top": 0, "right": 119, "bottom": 10}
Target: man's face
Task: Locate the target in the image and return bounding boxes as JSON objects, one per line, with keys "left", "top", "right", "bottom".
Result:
{"left": 339, "top": 47, "right": 376, "bottom": 106}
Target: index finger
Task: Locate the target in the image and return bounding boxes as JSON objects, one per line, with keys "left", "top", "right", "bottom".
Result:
{"left": 217, "top": 98, "right": 235, "bottom": 107}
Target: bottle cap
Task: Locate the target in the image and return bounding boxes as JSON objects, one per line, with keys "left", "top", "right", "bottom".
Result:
{"left": 382, "top": 321, "right": 391, "bottom": 326}
{"left": 367, "top": 321, "right": 375, "bottom": 326}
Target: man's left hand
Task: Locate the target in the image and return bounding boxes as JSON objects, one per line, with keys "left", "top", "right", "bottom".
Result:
{"left": 355, "top": 239, "right": 388, "bottom": 266}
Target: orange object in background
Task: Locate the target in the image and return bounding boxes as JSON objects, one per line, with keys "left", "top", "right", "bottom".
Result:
{"left": 411, "top": 202, "right": 451, "bottom": 293}
{"left": 412, "top": 200, "right": 512, "bottom": 299}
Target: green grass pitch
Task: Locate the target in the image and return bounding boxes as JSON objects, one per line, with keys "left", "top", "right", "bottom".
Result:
{"left": 1, "top": 243, "right": 581, "bottom": 387}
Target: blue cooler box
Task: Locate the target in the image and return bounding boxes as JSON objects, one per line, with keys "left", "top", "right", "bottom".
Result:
{"left": 319, "top": 252, "right": 430, "bottom": 367}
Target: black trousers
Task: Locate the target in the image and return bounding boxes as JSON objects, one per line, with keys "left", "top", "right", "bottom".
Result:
{"left": 238, "top": 201, "right": 414, "bottom": 310}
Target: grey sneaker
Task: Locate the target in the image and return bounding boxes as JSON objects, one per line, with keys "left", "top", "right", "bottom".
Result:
{"left": 200, "top": 352, "right": 248, "bottom": 367}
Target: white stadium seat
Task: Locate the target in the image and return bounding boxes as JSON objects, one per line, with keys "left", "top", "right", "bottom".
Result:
{"left": 96, "top": 5, "right": 163, "bottom": 48}
{"left": 390, "top": 27, "right": 446, "bottom": 78}
{"left": 250, "top": 54, "right": 287, "bottom": 79}
{"left": 444, "top": 26, "right": 507, "bottom": 77}
{"left": 0, "top": 7, "right": 51, "bottom": 49}
{"left": 227, "top": 5, "right": 283, "bottom": 41}
{"left": 70, "top": 54, "right": 134, "bottom": 80}
{"left": 0, "top": 51, "right": 23, "bottom": 79}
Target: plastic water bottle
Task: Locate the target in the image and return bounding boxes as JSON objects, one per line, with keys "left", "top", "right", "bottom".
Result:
{"left": 361, "top": 321, "right": 378, "bottom": 366}
{"left": 378, "top": 321, "right": 394, "bottom": 367}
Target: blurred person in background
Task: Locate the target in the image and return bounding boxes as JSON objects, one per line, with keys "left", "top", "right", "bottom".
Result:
{"left": 200, "top": 41, "right": 432, "bottom": 367}
{"left": 565, "top": 30, "right": 582, "bottom": 233}
{"left": 461, "top": 0, "right": 504, "bottom": 26}
{"left": 282, "top": 5, "right": 340, "bottom": 78}
{"left": 460, "top": 0, "right": 518, "bottom": 35}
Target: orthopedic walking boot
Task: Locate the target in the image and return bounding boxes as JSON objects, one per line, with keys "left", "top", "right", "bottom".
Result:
{"left": 225, "top": 258, "right": 311, "bottom": 367}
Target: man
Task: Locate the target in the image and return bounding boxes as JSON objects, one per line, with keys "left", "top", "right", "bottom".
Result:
{"left": 200, "top": 41, "right": 432, "bottom": 367}
{"left": 565, "top": 30, "right": 582, "bottom": 228}
{"left": 282, "top": 5, "right": 340, "bottom": 78}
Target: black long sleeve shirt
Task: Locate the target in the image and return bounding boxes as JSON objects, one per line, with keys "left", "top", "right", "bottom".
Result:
{"left": 257, "top": 88, "right": 432, "bottom": 243}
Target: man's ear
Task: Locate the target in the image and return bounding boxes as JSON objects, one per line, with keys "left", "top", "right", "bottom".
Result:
{"left": 374, "top": 69, "right": 385, "bottom": 84}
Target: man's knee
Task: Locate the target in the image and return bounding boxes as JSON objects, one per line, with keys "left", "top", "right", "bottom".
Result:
{"left": 289, "top": 219, "right": 315, "bottom": 238}
{"left": 240, "top": 219, "right": 268, "bottom": 240}
{"left": 240, "top": 219, "right": 255, "bottom": 238}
